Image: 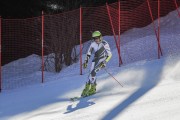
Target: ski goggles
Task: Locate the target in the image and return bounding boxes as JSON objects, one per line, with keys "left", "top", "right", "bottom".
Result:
{"left": 93, "top": 37, "right": 100, "bottom": 40}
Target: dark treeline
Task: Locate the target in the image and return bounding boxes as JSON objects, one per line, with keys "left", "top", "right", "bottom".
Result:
{"left": 0, "top": 0, "right": 146, "bottom": 19}
{"left": 0, "top": 0, "right": 115, "bottom": 18}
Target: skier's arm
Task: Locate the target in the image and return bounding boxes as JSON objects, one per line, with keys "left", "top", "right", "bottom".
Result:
{"left": 104, "top": 43, "right": 112, "bottom": 63}
{"left": 84, "top": 44, "right": 93, "bottom": 63}
{"left": 105, "top": 54, "right": 112, "bottom": 63}
{"left": 99, "top": 43, "right": 112, "bottom": 68}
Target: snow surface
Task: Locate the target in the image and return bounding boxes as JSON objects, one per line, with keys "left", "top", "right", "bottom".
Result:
{"left": 0, "top": 8, "right": 180, "bottom": 120}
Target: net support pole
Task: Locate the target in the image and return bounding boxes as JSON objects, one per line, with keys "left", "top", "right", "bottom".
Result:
{"left": 147, "top": 0, "right": 163, "bottom": 59}
{"left": 41, "top": 11, "right": 44, "bottom": 83}
{"left": 80, "top": 6, "right": 83, "bottom": 75}
{"left": 0, "top": 16, "right": 2, "bottom": 92}
{"left": 157, "top": 0, "right": 162, "bottom": 58}
{"left": 174, "top": 0, "right": 180, "bottom": 17}
{"left": 106, "top": 2, "right": 122, "bottom": 67}
{"left": 118, "top": 0, "right": 123, "bottom": 66}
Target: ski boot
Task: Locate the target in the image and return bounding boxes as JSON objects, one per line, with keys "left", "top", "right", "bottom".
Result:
{"left": 88, "top": 82, "right": 96, "bottom": 95}
{"left": 81, "top": 82, "right": 91, "bottom": 97}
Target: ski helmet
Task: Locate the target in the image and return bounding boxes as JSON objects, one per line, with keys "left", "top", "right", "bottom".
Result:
{"left": 92, "top": 31, "right": 103, "bottom": 42}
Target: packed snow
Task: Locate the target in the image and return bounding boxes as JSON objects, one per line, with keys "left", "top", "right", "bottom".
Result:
{"left": 0, "top": 8, "right": 180, "bottom": 120}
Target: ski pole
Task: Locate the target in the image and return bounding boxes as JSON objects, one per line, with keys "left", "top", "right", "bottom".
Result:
{"left": 104, "top": 68, "right": 123, "bottom": 87}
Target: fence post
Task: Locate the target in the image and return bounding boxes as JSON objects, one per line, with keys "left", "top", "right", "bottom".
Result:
{"left": 146, "top": 0, "right": 163, "bottom": 59}
{"left": 157, "top": 0, "right": 162, "bottom": 58}
{"left": 118, "top": 0, "right": 123, "bottom": 66}
{"left": 0, "top": 16, "right": 2, "bottom": 92}
{"left": 174, "top": 0, "right": 180, "bottom": 17}
{"left": 80, "top": 6, "right": 83, "bottom": 75}
{"left": 41, "top": 11, "right": 44, "bottom": 83}
{"left": 106, "top": 2, "right": 122, "bottom": 66}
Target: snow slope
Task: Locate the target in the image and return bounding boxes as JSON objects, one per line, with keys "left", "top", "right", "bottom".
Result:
{"left": 0, "top": 8, "right": 180, "bottom": 120}
{"left": 1, "top": 55, "right": 180, "bottom": 120}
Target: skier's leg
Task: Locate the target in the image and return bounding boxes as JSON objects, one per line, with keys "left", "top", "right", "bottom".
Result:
{"left": 81, "top": 62, "right": 96, "bottom": 97}
{"left": 81, "top": 57, "right": 106, "bottom": 96}
{"left": 88, "top": 57, "right": 106, "bottom": 95}
{"left": 89, "top": 61, "right": 97, "bottom": 84}
{"left": 90, "top": 57, "right": 106, "bottom": 80}
{"left": 81, "top": 61, "right": 97, "bottom": 96}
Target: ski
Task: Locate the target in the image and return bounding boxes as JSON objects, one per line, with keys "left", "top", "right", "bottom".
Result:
{"left": 70, "top": 96, "right": 82, "bottom": 101}
{"left": 70, "top": 93, "right": 97, "bottom": 102}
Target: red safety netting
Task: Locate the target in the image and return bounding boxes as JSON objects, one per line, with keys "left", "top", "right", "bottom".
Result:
{"left": 1, "top": 17, "right": 42, "bottom": 90}
{"left": 81, "top": 0, "right": 180, "bottom": 68}
{"left": 0, "top": 0, "right": 180, "bottom": 91}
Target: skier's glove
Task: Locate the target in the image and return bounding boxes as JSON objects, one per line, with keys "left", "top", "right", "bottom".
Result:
{"left": 83, "top": 60, "right": 88, "bottom": 69}
{"left": 99, "top": 61, "right": 106, "bottom": 68}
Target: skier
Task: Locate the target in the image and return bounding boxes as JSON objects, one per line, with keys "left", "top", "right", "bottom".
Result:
{"left": 81, "top": 31, "right": 112, "bottom": 97}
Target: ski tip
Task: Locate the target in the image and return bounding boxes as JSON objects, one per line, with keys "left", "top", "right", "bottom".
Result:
{"left": 70, "top": 96, "right": 81, "bottom": 101}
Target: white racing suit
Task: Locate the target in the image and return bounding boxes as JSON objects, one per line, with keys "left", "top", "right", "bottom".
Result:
{"left": 85, "top": 40, "right": 112, "bottom": 84}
